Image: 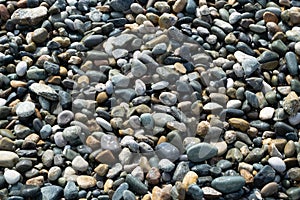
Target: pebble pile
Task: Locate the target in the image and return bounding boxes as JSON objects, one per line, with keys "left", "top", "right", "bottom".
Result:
{"left": 1, "top": 0, "right": 300, "bottom": 199}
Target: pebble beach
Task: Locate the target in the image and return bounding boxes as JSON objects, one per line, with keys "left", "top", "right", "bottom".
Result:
{"left": 1, "top": 0, "right": 300, "bottom": 199}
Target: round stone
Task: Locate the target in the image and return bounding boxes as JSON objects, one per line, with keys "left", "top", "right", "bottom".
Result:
{"left": 16, "top": 61, "right": 28, "bottom": 76}
{"left": 155, "top": 142, "right": 180, "bottom": 162}
{"left": 48, "top": 166, "right": 62, "bottom": 181}
{"left": 57, "top": 110, "right": 74, "bottom": 126}
{"left": 16, "top": 101, "right": 36, "bottom": 118}
{"left": 72, "top": 156, "right": 89, "bottom": 172}
{"left": 4, "top": 169, "right": 21, "bottom": 185}
{"left": 77, "top": 176, "right": 97, "bottom": 189}
{"left": 32, "top": 28, "right": 48, "bottom": 43}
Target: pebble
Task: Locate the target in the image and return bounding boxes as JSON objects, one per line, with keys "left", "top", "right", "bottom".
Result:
{"left": 187, "top": 184, "right": 203, "bottom": 200}
{"left": 182, "top": 171, "right": 198, "bottom": 190}
{"left": 187, "top": 143, "right": 218, "bottom": 162}
{"left": 285, "top": 52, "right": 299, "bottom": 75}
{"left": 287, "top": 168, "right": 300, "bottom": 181}
{"left": 259, "top": 107, "right": 275, "bottom": 120}
{"left": 110, "top": 0, "right": 134, "bottom": 12}
{"left": 155, "top": 142, "right": 180, "bottom": 162}
{"left": 77, "top": 176, "right": 97, "bottom": 189}
{"left": 16, "top": 101, "right": 35, "bottom": 118}
{"left": 112, "top": 183, "right": 129, "bottom": 200}
{"left": 16, "top": 61, "right": 28, "bottom": 77}
{"left": 261, "top": 182, "right": 278, "bottom": 197}
{"left": 4, "top": 169, "right": 21, "bottom": 185}
{"left": 64, "top": 181, "right": 78, "bottom": 200}
{"left": 40, "top": 186, "right": 63, "bottom": 200}
{"left": 268, "top": 157, "right": 286, "bottom": 172}
{"left": 11, "top": 7, "right": 48, "bottom": 25}
{"left": 254, "top": 165, "right": 276, "bottom": 188}
{"left": 32, "top": 28, "right": 48, "bottom": 43}
{"left": 211, "top": 176, "right": 245, "bottom": 194}
{"left": 125, "top": 174, "right": 148, "bottom": 195}
{"left": 159, "top": 13, "right": 178, "bottom": 29}
{"left": 0, "top": 151, "right": 19, "bottom": 168}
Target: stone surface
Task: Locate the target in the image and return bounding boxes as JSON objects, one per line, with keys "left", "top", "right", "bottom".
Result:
{"left": 11, "top": 7, "right": 48, "bottom": 25}
{"left": 187, "top": 143, "right": 218, "bottom": 163}
{"left": 211, "top": 176, "right": 245, "bottom": 194}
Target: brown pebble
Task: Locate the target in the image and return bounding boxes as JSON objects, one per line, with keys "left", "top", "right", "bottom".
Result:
{"left": 104, "top": 179, "right": 113, "bottom": 193}
{"left": 172, "top": 0, "right": 187, "bottom": 13}
{"left": 95, "top": 150, "right": 116, "bottom": 165}
{"left": 240, "top": 169, "right": 254, "bottom": 183}
{"left": 196, "top": 121, "right": 210, "bottom": 137}
{"left": 47, "top": 76, "right": 61, "bottom": 84}
{"left": 146, "top": 167, "right": 161, "bottom": 185}
{"left": 96, "top": 92, "right": 108, "bottom": 104}
{"left": 261, "top": 182, "right": 278, "bottom": 197}
{"left": 10, "top": 80, "right": 27, "bottom": 88}
{"left": 0, "top": 4, "right": 10, "bottom": 21}
{"left": 284, "top": 140, "right": 296, "bottom": 158}
{"left": 94, "top": 163, "right": 109, "bottom": 176}
{"left": 86, "top": 135, "right": 101, "bottom": 150}
{"left": 263, "top": 11, "right": 278, "bottom": 23}
{"left": 228, "top": 118, "right": 250, "bottom": 132}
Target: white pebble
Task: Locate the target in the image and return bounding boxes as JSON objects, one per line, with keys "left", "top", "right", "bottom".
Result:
{"left": 268, "top": 157, "right": 286, "bottom": 172}
{"left": 259, "top": 107, "right": 275, "bottom": 120}
{"left": 16, "top": 61, "right": 28, "bottom": 76}
{"left": 289, "top": 112, "right": 300, "bottom": 126}
{"left": 4, "top": 169, "right": 21, "bottom": 185}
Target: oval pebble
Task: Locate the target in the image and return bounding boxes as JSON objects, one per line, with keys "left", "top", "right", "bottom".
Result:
{"left": 268, "top": 157, "right": 286, "bottom": 172}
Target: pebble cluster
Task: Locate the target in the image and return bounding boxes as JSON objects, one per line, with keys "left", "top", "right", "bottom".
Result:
{"left": 1, "top": 0, "right": 300, "bottom": 199}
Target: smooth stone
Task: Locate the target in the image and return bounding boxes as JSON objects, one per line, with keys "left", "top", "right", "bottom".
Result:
{"left": 43, "top": 61, "right": 59, "bottom": 75}
{"left": 211, "top": 176, "right": 245, "bottom": 194}
{"left": 287, "top": 187, "right": 300, "bottom": 200}
{"left": 11, "top": 7, "right": 48, "bottom": 25}
{"left": 213, "top": 19, "right": 233, "bottom": 33}
{"left": 158, "top": 159, "right": 175, "bottom": 172}
{"left": 122, "top": 190, "right": 136, "bottom": 200}
{"left": 57, "top": 110, "right": 74, "bottom": 126}
{"left": 155, "top": 142, "right": 180, "bottom": 162}
{"left": 64, "top": 181, "right": 78, "bottom": 200}
{"left": 4, "top": 169, "right": 21, "bottom": 185}
{"left": 159, "top": 13, "right": 178, "bottom": 29}
{"left": 187, "top": 184, "right": 203, "bottom": 200}
{"left": 0, "top": 151, "right": 19, "bottom": 168}
{"left": 283, "top": 91, "right": 300, "bottom": 115}
{"left": 15, "top": 160, "right": 32, "bottom": 173}
{"left": 268, "top": 157, "right": 286, "bottom": 172}
{"left": 152, "top": 43, "right": 167, "bottom": 55}
{"left": 110, "top": 0, "right": 134, "bottom": 12}
{"left": 287, "top": 168, "right": 300, "bottom": 181}
{"left": 261, "top": 182, "right": 278, "bottom": 197}
{"left": 245, "top": 90, "right": 259, "bottom": 108}
{"left": 32, "top": 28, "right": 48, "bottom": 43}
{"left": 72, "top": 156, "right": 89, "bottom": 172}
{"left": 82, "top": 35, "right": 105, "bottom": 48}
{"left": 289, "top": 113, "right": 300, "bottom": 126}
{"left": 77, "top": 176, "right": 96, "bottom": 189}
{"left": 259, "top": 107, "right": 275, "bottom": 120}
{"left": 187, "top": 143, "right": 218, "bottom": 162}
{"left": 16, "top": 61, "right": 27, "bottom": 77}
{"left": 125, "top": 174, "right": 148, "bottom": 195}
{"left": 16, "top": 102, "right": 35, "bottom": 118}
{"left": 131, "top": 59, "right": 147, "bottom": 78}
{"left": 41, "top": 186, "right": 63, "bottom": 200}
{"left": 112, "top": 183, "right": 129, "bottom": 200}
{"left": 285, "top": 51, "right": 298, "bottom": 75}
{"left": 48, "top": 166, "right": 62, "bottom": 181}
{"left": 254, "top": 165, "right": 276, "bottom": 188}
{"left": 134, "top": 79, "right": 146, "bottom": 96}
{"left": 274, "top": 122, "right": 294, "bottom": 135}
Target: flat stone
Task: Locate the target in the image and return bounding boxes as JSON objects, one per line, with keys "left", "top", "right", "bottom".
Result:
{"left": 29, "top": 83, "right": 58, "bottom": 101}
{"left": 228, "top": 118, "right": 250, "bottom": 132}
{"left": 11, "top": 7, "right": 48, "bottom": 25}
{"left": 187, "top": 143, "right": 218, "bottom": 162}
{"left": 211, "top": 176, "right": 245, "bottom": 194}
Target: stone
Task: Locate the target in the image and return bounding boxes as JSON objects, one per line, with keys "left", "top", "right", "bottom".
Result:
{"left": 155, "top": 142, "right": 180, "bottom": 162}
{"left": 0, "top": 151, "right": 19, "bottom": 168}
{"left": 76, "top": 176, "right": 96, "bottom": 189}
{"left": 211, "top": 176, "right": 245, "bottom": 194}
{"left": 64, "top": 181, "right": 78, "bottom": 200}
{"left": 146, "top": 167, "right": 161, "bottom": 185}
{"left": 48, "top": 166, "right": 62, "bottom": 181}
{"left": 287, "top": 168, "right": 300, "bottom": 181}
{"left": 228, "top": 118, "right": 250, "bottom": 132}
{"left": 241, "top": 58, "right": 260, "bottom": 76}
{"left": 41, "top": 186, "right": 63, "bottom": 200}
{"left": 285, "top": 52, "right": 298, "bottom": 75}
{"left": 259, "top": 107, "right": 275, "bottom": 120}
{"left": 16, "top": 61, "right": 28, "bottom": 77}
{"left": 283, "top": 91, "right": 300, "bottom": 115}
{"left": 32, "top": 28, "right": 48, "bottom": 43}
{"left": 57, "top": 110, "right": 74, "bottom": 126}
{"left": 287, "top": 187, "right": 300, "bottom": 200}
{"left": 182, "top": 171, "right": 198, "bottom": 190}
{"left": 159, "top": 92, "right": 177, "bottom": 106}
{"left": 123, "top": 190, "right": 136, "bottom": 200}
{"left": 254, "top": 165, "right": 276, "bottom": 188}
{"left": 187, "top": 143, "right": 218, "bottom": 163}
{"left": 158, "top": 159, "right": 176, "bottom": 172}
{"left": 261, "top": 182, "right": 278, "bottom": 197}
{"left": 29, "top": 83, "right": 58, "bottom": 101}
{"left": 16, "top": 102, "right": 35, "bottom": 118}
{"left": 110, "top": 0, "right": 134, "bottom": 12}
{"left": 0, "top": 4, "right": 10, "bottom": 21}
{"left": 159, "top": 13, "right": 178, "bottom": 29}
{"left": 268, "top": 157, "right": 286, "bottom": 172}
{"left": 125, "top": 174, "right": 148, "bottom": 195}
{"left": 11, "top": 7, "right": 48, "bottom": 25}
{"left": 173, "top": 0, "right": 187, "bottom": 13}
{"left": 4, "top": 169, "right": 21, "bottom": 185}
{"left": 112, "top": 183, "right": 129, "bottom": 200}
